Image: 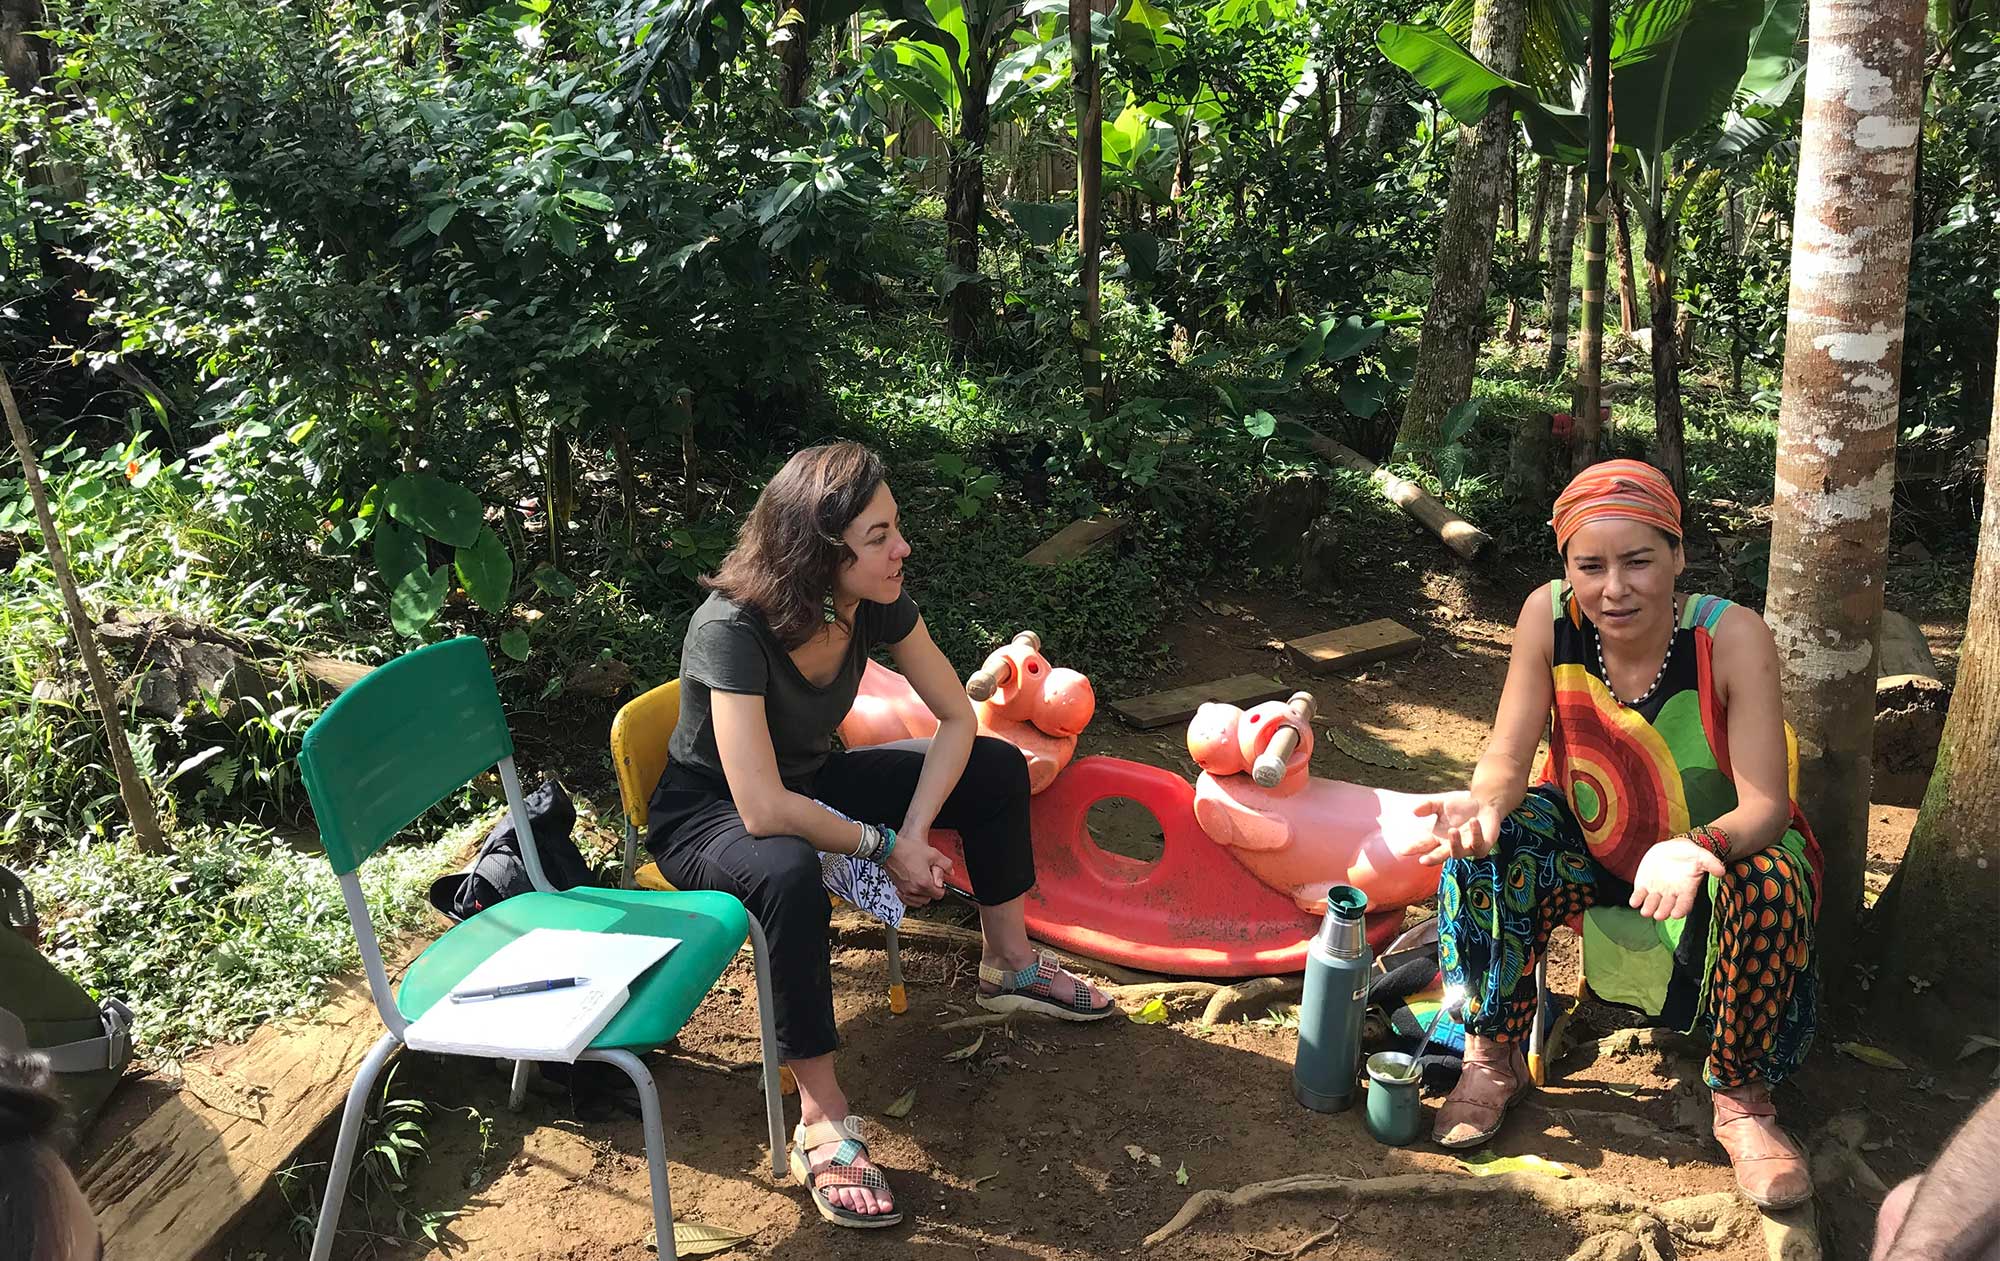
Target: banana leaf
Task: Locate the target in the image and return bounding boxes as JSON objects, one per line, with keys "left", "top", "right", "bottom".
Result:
{"left": 1377, "top": 22, "right": 1587, "bottom": 163}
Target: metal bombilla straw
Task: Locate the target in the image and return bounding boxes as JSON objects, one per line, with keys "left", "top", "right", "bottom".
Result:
{"left": 1401, "top": 984, "right": 1468, "bottom": 1083}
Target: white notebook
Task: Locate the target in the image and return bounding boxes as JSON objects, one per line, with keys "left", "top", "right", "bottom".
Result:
{"left": 404, "top": 928, "right": 679, "bottom": 1063}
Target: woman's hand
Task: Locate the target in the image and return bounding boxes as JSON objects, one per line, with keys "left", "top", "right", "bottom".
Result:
{"left": 1410, "top": 791, "right": 1506, "bottom": 866}
{"left": 884, "top": 824, "right": 952, "bottom": 906}
{"left": 1629, "top": 838, "right": 1725, "bottom": 921}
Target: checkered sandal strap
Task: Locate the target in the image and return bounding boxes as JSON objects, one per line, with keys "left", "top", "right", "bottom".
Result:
{"left": 978, "top": 951, "right": 1100, "bottom": 1015}
{"left": 794, "top": 1117, "right": 890, "bottom": 1195}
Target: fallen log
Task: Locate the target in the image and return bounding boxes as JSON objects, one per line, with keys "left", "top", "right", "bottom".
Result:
{"left": 1302, "top": 433, "right": 1495, "bottom": 563}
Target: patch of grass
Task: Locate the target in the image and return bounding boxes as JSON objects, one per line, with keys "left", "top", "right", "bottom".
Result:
{"left": 26, "top": 819, "right": 468, "bottom": 1059}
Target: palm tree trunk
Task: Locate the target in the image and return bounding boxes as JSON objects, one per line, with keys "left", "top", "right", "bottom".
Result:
{"left": 1874, "top": 318, "right": 2000, "bottom": 1052}
{"left": 0, "top": 365, "right": 167, "bottom": 852}
{"left": 1507, "top": 160, "right": 1554, "bottom": 342}
{"left": 1571, "top": 0, "right": 1612, "bottom": 473}
{"left": 1543, "top": 171, "right": 1585, "bottom": 381}
{"left": 1395, "top": 0, "right": 1527, "bottom": 453}
{"left": 1763, "top": 0, "right": 1928, "bottom": 974}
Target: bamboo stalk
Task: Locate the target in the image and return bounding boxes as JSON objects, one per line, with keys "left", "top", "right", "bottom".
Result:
{"left": 1, "top": 366, "right": 167, "bottom": 852}
{"left": 1303, "top": 433, "right": 1495, "bottom": 563}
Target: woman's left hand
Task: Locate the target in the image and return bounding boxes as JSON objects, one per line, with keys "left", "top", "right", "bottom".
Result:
{"left": 1629, "top": 838, "right": 1726, "bottom": 922}
{"left": 886, "top": 822, "right": 952, "bottom": 904}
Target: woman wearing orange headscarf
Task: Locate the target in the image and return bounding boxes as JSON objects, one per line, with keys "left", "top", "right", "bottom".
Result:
{"left": 1412, "top": 460, "right": 1819, "bottom": 1208}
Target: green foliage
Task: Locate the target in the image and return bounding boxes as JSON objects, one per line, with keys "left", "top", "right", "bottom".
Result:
{"left": 26, "top": 822, "right": 460, "bottom": 1057}
{"left": 278, "top": 1064, "right": 490, "bottom": 1251}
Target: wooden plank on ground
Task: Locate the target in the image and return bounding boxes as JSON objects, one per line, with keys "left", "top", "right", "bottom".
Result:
{"left": 1020, "top": 515, "right": 1130, "bottom": 566}
{"left": 83, "top": 970, "right": 401, "bottom": 1261}
{"left": 1286, "top": 619, "right": 1421, "bottom": 675}
{"left": 1111, "top": 673, "right": 1291, "bottom": 730}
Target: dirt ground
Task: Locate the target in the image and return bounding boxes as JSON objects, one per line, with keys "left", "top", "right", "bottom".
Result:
{"left": 208, "top": 558, "right": 1991, "bottom": 1261}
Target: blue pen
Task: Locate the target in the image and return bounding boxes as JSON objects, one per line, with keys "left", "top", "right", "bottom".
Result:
{"left": 449, "top": 976, "right": 589, "bottom": 1003}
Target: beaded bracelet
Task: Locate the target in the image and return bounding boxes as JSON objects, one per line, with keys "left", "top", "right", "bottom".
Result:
{"left": 1688, "top": 823, "right": 1732, "bottom": 862}
{"left": 852, "top": 822, "right": 900, "bottom": 865}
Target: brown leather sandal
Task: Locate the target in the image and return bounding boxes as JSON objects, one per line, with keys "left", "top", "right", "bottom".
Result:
{"left": 1712, "top": 1083, "right": 1811, "bottom": 1209}
{"left": 1433, "top": 1037, "right": 1532, "bottom": 1149}
{"left": 789, "top": 1116, "right": 903, "bottom": 1228}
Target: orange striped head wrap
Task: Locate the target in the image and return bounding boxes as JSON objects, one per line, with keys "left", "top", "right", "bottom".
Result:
{"left": 1550, "top": 459, "right": 1681, "bottom": 553}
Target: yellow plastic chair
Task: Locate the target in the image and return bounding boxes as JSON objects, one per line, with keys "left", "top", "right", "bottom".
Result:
{"left": 611, "top": 680, "right": 908, "bottom": 1024}
{"left": 1528, "top": 721, "right": 1806, "bottom": 1084}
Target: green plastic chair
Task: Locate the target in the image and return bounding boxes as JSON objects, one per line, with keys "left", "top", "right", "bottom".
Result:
{"left": 297, "top": 637, "right": 784, "bottom": 1261}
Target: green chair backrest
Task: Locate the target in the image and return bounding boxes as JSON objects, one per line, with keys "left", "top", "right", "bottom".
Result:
{"left": 300, "top": 637, "right": 513, "bottom": 875}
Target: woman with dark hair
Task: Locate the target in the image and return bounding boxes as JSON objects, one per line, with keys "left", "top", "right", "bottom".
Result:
{"left": 1411, "top": 460, "right": 1820, "bottom": 1209}
{"left": 647, "top": 441, "right": 1114, "bottom": 1230}
{"left": 1, "top": 1053, "right": 101, "bottom": 1261}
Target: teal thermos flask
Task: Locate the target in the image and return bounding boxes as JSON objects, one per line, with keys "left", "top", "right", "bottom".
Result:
{"left": 1292, "top": 885, "right": 1372, "bottom": 1112}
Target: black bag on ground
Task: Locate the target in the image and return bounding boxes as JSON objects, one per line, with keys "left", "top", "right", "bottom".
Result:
{"left": 0, "top": 864, "right": 135, "bottom": 1141}
{"left": 426, "top": 779, "right": 597, "bottom": 922}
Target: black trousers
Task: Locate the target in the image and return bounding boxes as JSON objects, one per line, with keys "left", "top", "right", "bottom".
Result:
{"left": 647, "top": 736, "right": 1035, "bottom": 1060}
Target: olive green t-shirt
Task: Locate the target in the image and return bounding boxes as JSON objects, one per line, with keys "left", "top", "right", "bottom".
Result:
{"left": 666, "top": 590, "right": 920, "bottom": 793}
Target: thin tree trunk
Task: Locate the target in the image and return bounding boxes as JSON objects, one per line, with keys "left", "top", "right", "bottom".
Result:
{"left": 1571, "top": 0, "right": 1612, "bottom": 473}
{"left": 1396, "top": 0, "right": 1527, "bottom": 453}
{"left": 777, "top": 14, "right": 809, "bottom": 109}
{"left": 1507, "top": 160, "right": 1554, "bottom": 342}
{"left": 946, "top": 35, "right": 996, "bottom": 357}
{"left": 1612, "top": 188, "right": 1640, "bottom": 333}
{"left": 0, "top": 365, "right": 167, "bottom": 853}
{"left": 1071, "top": 0, "right": 1103, "bottom": 420}
{"left": 1763, "top": 0, "right": 1928, "bottom": 975}
{"left": 1504, "top": 135, "right": 1519, "bottom": 236}
{"left": 1875, "top": 319, "right": 2000, "bottom": 1050}
{"left": 1544, "top": 171, "right": 1585, "bottom": 381}
{"left": 612, "top": 426, "right": 637, "bottom": 548}
{"left": 1646, "top": 213, "right": 1687, "bottom": 498}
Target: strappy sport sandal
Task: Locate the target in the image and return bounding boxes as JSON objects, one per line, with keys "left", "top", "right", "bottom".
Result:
{"left": 977, "top": 951, "right": 1116, "bottom": 1021}
{"left": 790, "top": 1116, "right": 903, "bottom": 1229}
{"left": 1432, "top": 1037, "right": 1531, "bottom": 1149}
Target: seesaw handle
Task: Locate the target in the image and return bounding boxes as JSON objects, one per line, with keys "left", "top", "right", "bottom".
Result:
{"left": 1251, "top": 691, "right": 1317, "bottom": 789}
{"left": 966, "top": 630, "right": 1040, "bottom": 701}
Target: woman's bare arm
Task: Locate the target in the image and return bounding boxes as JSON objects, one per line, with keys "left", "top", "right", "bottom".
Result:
{"left": 1704, "top": 604, "right": 1796, "bottom": 857}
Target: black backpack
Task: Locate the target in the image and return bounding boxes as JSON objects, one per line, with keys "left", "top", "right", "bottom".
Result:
{"left": 427, "top": 778, "right": 598, "bottom": 922}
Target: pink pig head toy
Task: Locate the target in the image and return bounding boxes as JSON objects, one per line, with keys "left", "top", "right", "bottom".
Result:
{"left": 840, "top": 630, "right": 1093, "bottom": 792}
{"left": 1187, "top": 692, "right": 1441, "bottom": 916}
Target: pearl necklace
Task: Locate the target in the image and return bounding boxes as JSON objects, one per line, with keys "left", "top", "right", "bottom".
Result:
{"left": 1595, "top": 599, "right": 1680, "bottom": 708}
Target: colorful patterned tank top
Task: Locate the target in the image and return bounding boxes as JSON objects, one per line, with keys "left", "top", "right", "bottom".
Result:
{"left": 1543, "top": 585, "right": 1822, "bottom": 894}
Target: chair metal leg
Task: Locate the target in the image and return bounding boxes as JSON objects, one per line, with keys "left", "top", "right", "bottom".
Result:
{"left": 745, "top": 914, "right": 788, "bottom": 1180}
{"left": 308, "top": 1033, "right": 400, "bottom": 1261}
{"left": 884, "top": 922, "right": 908, "bottom": 1015}
{"left": 1528, "top": 956, "right": 1549, "bottom": 1086}
{"left": 509, "top": 1058, "right": 531, "bottom": 1111}
{"left": 621, "top": 822, "right": 641, "bottom": 890}
{"left": 584, "top": 1048, "right": 676, "bottom": 1261}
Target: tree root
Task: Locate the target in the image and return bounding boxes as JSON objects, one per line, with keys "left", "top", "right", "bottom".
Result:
{"left": 1563, "top": 1213, "right": 1672, "bottom": 1261}
{"left": 1144, "top": 1172, "right": 1764, "bottom": 1254}
{"left": 1202, "top": 976, "right": 1299, "bottom": 1026}
{"left": 938, "top": 1011, "right": 1023, "bottom": 1032}
{"left": 1097, "top": 976, "right": 1300, "bottom": 1026}
{"left": 1102, "top": 981, "right": 1222, "bottom": 1007}
{"left": 1243, "top": 1215, "right": 1347, "bottom": 1260}
{"left": 1809, "top": 1111, "right": 1892, "bottom": 1198}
